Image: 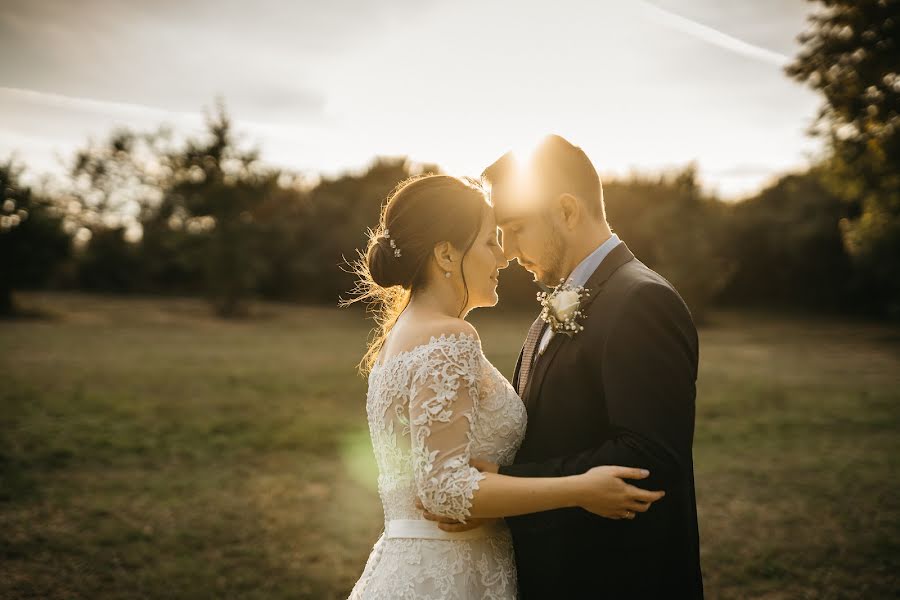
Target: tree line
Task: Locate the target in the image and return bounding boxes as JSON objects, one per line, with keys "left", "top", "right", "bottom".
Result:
{"left": 1, "top": 0, "right": 897, "bottom": 320}
{"left": 0, "top": 114, "right": 885, "bottom": 322}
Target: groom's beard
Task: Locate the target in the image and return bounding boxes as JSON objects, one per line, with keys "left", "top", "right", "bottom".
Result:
{"left": 537, "top": 224, "right": 566, "bottom": 286}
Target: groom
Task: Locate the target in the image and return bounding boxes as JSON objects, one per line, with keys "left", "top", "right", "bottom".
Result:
{"left": 429, "top": 135, "right": 704, "bottom": 598}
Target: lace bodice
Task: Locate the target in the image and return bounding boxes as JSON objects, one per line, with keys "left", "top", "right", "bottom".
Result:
{"left": 350, "top": 333, "right": 526, "bottom": 599}
{"left": 366, "top": 332, "right": 527, "bottom": 523}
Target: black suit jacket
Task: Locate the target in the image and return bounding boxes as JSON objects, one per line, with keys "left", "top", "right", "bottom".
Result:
{"left": 499, "top": 242, "right": 704, "bottom": 599}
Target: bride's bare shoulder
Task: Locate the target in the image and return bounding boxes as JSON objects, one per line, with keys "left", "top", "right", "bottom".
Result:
{"left": 383, "top": 317, "right": 480, "bottom": 358}
{"left": 423, "top": 317, "right": 479, "bottom": 341}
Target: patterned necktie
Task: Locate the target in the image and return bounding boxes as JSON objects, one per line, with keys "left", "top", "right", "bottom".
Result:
{"left": 517, "top": 316, "right": 547, "bottom": 398}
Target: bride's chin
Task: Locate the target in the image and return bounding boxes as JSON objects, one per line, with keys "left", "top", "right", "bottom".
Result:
{"left": 472, "top": 293, "right": 499, "bottom": 309}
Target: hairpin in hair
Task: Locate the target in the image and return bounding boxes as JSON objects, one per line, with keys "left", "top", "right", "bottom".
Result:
{"left": 382, "top": 229, "right": 401, "bottom": 257}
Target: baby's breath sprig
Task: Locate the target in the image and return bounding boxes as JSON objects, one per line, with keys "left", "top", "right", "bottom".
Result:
{"left": 537, "top": 280, "right": 589, "bottom": 338}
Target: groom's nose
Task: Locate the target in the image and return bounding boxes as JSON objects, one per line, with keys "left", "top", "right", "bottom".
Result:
{"left": 500, "top": 238, "right": 518, "bottom": 262}
{"left": 503, "top": 245, "right": 520, "bottom": 264}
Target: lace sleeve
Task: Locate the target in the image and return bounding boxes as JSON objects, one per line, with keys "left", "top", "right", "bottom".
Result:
{"left": 408, "top": 334, "right": 486, "bottom": 523}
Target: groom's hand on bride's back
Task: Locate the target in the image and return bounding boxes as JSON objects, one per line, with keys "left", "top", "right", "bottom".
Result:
{"left": 469, "top": 458, "right": 499, "bottom": 474}
{"left": 414, "top": 497, "right": 496, "bottom": 532}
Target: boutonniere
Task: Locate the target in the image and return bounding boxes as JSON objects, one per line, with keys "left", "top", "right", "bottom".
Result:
{"left": 536, "top": 280, "right": 589, "bottom": 337}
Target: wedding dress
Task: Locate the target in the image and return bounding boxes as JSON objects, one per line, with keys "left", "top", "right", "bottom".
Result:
{"left": 349, "top": 332, "right": 527, "bottom": 599}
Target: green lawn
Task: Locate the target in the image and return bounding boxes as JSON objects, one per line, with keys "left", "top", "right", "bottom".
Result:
{"left": 2, "top": 292, "right": 898, "bottom": 599}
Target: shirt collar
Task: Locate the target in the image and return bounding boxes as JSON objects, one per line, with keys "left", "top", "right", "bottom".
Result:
{"left": 564, "top": 233, "right": 621, "bottom": 288}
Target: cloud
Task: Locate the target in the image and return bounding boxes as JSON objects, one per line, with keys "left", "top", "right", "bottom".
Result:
{"left": 0, "top": 0, "right": 819, "bottom": 199}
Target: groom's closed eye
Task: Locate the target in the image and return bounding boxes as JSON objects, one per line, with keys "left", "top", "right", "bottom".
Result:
{"left": 499, "top": 224, "right": 522, "bottom": 240}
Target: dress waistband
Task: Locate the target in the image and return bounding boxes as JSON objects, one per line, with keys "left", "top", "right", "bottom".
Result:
{"left": 384, "top": 518, "right": 504, "bottom": 541}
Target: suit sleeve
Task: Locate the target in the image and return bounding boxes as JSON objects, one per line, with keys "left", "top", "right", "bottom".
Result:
{"left": 498, "top": 282, "right": 698, "bottom": 490}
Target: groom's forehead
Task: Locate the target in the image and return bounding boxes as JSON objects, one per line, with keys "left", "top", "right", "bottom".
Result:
{"left": 490, "top": 190, "right": 516, "bottom": 225}
{"left": 493, "top": 204, "right": 534, "bottom": 227}
{"left": 491, "top": 184, "right": 540, "bottom": 226}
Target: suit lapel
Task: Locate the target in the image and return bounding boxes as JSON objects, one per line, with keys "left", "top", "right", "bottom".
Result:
{"left": 579, "top": 242, "right": 635, "bottom": 311}
{"left": 522, "top": 242, "right": 636, "bottom": 408}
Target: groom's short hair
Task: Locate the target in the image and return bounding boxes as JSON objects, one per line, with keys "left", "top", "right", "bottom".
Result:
{"left": 481, "top": 134, "right": 605, "bottom": 220}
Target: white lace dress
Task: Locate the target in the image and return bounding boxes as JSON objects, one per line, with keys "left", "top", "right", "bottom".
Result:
{"left": 349, "top": 333, "right": 527, "bottom": 600}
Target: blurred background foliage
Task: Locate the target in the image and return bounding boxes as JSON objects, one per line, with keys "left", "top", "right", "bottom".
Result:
{"left": 1, "top": 0, "right": 897, "bottom": 322}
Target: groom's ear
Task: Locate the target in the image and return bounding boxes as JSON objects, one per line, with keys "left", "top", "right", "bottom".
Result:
{"left": 557, "top": 193, "right": 581, "bottom": 230}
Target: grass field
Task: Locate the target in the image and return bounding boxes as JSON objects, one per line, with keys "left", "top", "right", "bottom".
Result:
{"left": 2, "top": 292, "right": 899, "bottom": 599}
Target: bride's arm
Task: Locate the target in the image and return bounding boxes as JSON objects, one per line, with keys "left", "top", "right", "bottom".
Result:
{"left": 409, "top": 333, "right": 663, "bottom": 525}
{"left": 465, "top": 465, "right": 662, "bottom": 520}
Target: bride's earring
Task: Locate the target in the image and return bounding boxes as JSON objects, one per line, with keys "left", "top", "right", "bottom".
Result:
{"left": 445, "top": 271, "right": 452, "bottom": 278}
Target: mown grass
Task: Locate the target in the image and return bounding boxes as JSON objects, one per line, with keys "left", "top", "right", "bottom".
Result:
{"left": 1, "top": 293, "right": 898, "bottom": 599}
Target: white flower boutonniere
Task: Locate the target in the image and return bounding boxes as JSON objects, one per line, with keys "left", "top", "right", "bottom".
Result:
{"left": 537, "top": 280, "right": 589, "bottom": 337}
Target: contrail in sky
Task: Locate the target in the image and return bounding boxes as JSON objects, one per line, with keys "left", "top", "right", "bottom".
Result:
{"left": 634, "top": 0, "right": 791, "bottom": 67}
{"left": 0, "top": 86, "right": 196, "bottom": 120}
{"left": 0, "top": 86, "right": 308, "bottom": 138}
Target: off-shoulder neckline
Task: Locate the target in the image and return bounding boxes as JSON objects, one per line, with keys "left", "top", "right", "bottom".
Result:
{"left": 371, "top": 332, "right": 481, "bottom": 372}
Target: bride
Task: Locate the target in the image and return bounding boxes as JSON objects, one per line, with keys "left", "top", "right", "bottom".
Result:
{"left": 347, "top": 174, "right": 662, "bottom": 599}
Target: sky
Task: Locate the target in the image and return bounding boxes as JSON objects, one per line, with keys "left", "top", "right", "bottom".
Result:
{"left": 0, "top": 0, "right": 823, "bottom": 199}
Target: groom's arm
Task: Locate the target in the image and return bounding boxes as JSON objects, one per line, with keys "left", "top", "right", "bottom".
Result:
{"left": 498, "top": 282, "right": 698, "bottom": 490}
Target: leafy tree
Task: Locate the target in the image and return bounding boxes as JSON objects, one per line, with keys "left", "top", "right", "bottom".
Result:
{"left": 160, "top": 104, "right": 278, "bottom": 317}
{"left": 65, "top": 126, "right": 184, "bottom": 293}
{"left": 244, "top": 175, "right": 312, "bottom": 302}
{"left": 68, "top": 128, "right": 169, "bottom": 232}
{"left": 76, "top": 226, "right": 144, "bottom": 293}
{"left": 720, "top": 169, "right": 858, "bottom": 311}
{"left": 0, "top": 160, "right": 71, "bottom": 316}
{"left": 604, "top": 166, "right": 734, "bottom": 322}
{"left": 787, "top": 0, "right": 900, "bottom": 314}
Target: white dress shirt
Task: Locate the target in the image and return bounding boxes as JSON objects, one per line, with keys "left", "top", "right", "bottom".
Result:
{"left": 537, "top": 233, "right": 622, "bottom": 355}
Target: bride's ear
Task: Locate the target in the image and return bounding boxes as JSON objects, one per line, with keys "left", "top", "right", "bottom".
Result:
{"left": 433, "top": 241, "right": 456, "bottom": 273}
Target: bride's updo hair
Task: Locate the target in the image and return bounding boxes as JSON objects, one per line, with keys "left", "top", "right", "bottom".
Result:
{"left": 367, "top": 175, "right": 487, "bottom": 290}
{"left": 346, "top": 174, "right": 490, "bottom": 372}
